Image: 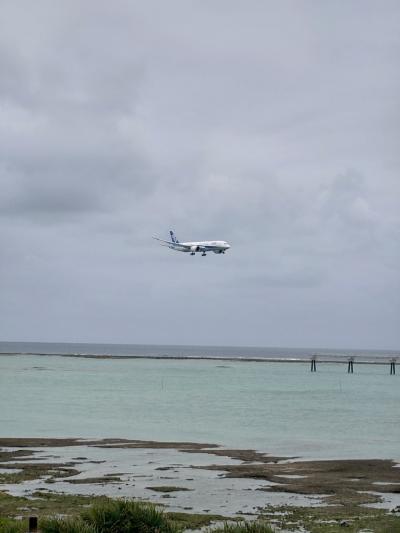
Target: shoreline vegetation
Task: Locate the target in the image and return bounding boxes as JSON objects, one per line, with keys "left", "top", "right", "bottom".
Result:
{"left": 1, "top": 438, "right": 400, "bottom": 532}
{"left": 0, "top": 498, "right": 276, "bottom": 533}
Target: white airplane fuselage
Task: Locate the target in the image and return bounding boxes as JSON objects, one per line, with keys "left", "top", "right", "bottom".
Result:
{"left": 171, "top": 240, "right": 230, "bottom": 254}
{"left": 154, "top": 231, "right": 231, "bottom": 256}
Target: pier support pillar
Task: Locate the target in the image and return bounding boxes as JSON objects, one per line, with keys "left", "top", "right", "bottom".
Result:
{"left": 311, "top": 358, "right": 317, "bottom": 372}
{"left": 390, "top": 361, "right": 396, "bottom": 375}
{"left": 28, "top": 516, "right": 38, "bottom": 532}
{"left": 347, "top": 359, "right": 354, "bottom": 373}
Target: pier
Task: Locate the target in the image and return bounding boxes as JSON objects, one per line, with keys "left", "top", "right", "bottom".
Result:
{"left": 307, "top": 354, "right": 397, "bottom": 374}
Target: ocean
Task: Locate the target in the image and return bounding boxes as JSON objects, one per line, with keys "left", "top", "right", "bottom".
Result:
{"left": 0, "top": 341, "right": 399, "bottom": 460}
{"left": 0, "top": 341, "right": 397, "bottom": 359}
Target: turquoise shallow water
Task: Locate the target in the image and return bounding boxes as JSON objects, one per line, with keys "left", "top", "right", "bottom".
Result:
{"left": 1, "top": 353, "right": 399, "bottom": 460}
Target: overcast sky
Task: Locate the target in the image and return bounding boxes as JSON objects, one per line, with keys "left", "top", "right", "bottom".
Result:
{"left": 0, "top": 0, "right": 399, "bottom": 349}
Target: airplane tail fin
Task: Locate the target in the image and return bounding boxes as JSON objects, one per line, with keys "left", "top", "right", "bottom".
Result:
{"left": 169, "top": 230, "right": 179, "bottom": 244}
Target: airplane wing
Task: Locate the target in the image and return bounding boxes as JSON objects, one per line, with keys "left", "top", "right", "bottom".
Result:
{"left": 153, "top": 237, "right": 175, "bottom": 246}
{"left": 153, "top": 237, "right": 174, "bottom": 245}
{"left": 153, "top": 237, "right": 191, "bottom": 249}
{"left": 153, "top": 237, "right": 195, "bottom": 252}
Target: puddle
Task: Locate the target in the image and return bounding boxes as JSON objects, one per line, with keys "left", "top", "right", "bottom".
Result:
{"left": 0, "top": 468, "right": 22, "bottom": 474}
{"left": 361, "top": 491, "right": 400, "bottom": 510}
{"left": 372, "top": 481, "right": 400, "bottom": 486}
{"left": 275, "top": 475, "right": 306, "bottom": 480}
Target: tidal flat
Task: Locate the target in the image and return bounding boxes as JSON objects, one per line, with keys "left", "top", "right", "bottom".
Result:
{"left": 1, "top": 438, "right": 400, "bottom": 532}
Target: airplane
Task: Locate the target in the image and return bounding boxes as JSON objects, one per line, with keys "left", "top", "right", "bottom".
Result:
{"left": 153, "top": 230, "right": 231, "bottom": 256}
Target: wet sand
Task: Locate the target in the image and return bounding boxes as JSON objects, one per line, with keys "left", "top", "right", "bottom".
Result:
{"left": 0, "top": 437, "right": 218, "bottom": 450}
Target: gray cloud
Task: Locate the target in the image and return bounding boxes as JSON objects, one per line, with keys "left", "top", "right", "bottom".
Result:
{"left": 0, "top": 0, "right": 399, "bottom": 349}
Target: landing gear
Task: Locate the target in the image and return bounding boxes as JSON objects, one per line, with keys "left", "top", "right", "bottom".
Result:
{"left": 202, "top": 252, "right": 207, "bottom": 256}
{"left": 190, "top": 252, "right": 195, "bottom": 256}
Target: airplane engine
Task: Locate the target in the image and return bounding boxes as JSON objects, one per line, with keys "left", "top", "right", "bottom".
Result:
{"left": 190, "top": 245, "right": 200, "bottom": 253}
{"left": 214, "top": 250, "right": 224, "bottom": 254}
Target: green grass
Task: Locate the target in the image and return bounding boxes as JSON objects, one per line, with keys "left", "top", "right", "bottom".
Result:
{"left": 82, "top": 499, "right": 180, "bottom": 533}
{"left": 0, "top": 514, "right": 275, "bottom": 533}
{"left": 259, "top": 504, "right": 400, "bottom": 532}
{"left": 0, "top": 519, "right": 26, "bottom": 533}
{"left": 0, "top": 500, "right": 180, "bottom": 533}
{"left": 40, "top": 518, "right": 96, "bottom": 533}
{"left": 166, "top": 511, "right": 228, "bottom": 529}
{"left": 1, "top": 492, "right": 400, "bottom": 532}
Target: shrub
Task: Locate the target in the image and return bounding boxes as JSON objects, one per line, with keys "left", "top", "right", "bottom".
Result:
{"left": 0, "top": 519, "right": 26, "bottom": 533}
{"left": 40, "top": 517, "right": 96, "bottom": 533}
{"left": 82, "top": 499, "right": 180, "bottom": 533}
